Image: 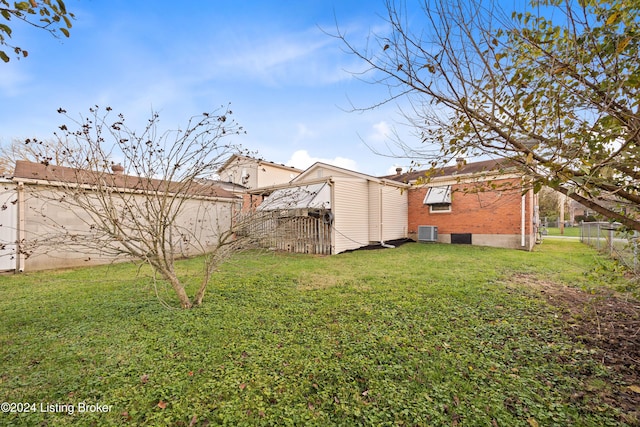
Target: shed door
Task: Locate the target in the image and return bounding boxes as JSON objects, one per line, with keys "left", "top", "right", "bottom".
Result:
{"left": 0, "top": 186, "right": 17, "bottom": 271}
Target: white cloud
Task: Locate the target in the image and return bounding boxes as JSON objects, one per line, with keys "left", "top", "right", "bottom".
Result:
{"left": 212, "top": 28, "right": 352, "bottom": 87}
{"left": 294, "top": 123, "right": 316, "bottom": 142}
{"left": 286, "top": 149, "right": 359, "bottom": 172}
{"left": 368, "top": 120, "right": 393, "bottom": 144}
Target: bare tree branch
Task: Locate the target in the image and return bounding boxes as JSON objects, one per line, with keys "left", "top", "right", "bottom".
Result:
{"left": 335, "top": 0, "right": 640, "bottom": 231}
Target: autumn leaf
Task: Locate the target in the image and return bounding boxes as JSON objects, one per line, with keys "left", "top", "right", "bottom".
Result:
{"left": 606, "top": 11, "right": 619, "bottom": 25}
{"left": 527, "top": 418, "right": 539, "bottom": 427}
{"left": 628, "top": 385, "right": 640, "bottom": 394}
{"left": 157, "top": 400, "right": 167, "bottom": 409}
{"left": 617, "top": 37, "right": 631, "bottom": 54}
{"left": 239, "top": 383, "right": 247, "bottom": 390}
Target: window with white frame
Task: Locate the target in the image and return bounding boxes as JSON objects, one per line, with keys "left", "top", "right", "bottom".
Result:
{"left": 423, "top": 186, "right": 451, "bottom": 213}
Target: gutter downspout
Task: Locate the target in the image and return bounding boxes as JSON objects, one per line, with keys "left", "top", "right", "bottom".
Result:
{"left": 379, "top": 184, "right": 395, "bottom": 249}
{"left": 329, "top": 179, "right": 335, "bottom": 255}
{"left": 521, "top": 191, "right": 526, "bottom": 248}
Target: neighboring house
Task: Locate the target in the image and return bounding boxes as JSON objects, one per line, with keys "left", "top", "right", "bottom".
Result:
{"left": 218, "top": 155, "right": 304, "bottom": 213}
{"left": 248, "top": 162, "right": 409, "bottom": 254}
{"left": 0, "top": 161, "right": 241, "bottom": 272}
{"left": 218, "top": 155, "right": 302, "bottom": 189}
{"left": 385, "top": 159, "right": 539, "bottom": 250}
{"left": 568, "top": 198, "right": 595, "bottom": 223}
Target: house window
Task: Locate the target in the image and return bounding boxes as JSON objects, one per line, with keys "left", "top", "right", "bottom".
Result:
{"left": 423, "top": 186, "right": 451, "bottom": 213}
{"left": 429, "top": 203, "right": 451, "bottom": 213}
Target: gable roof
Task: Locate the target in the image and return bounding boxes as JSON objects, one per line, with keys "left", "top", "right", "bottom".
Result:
{"left": 294, "top": 162, "right": 410, "bottom": 188}
{"left": 382, "top": 159, "right": 519, "bottom": 184}
{"left": 13, "top": 160, "right": 239, "bottom": 199}
{"left": 218, "top": 154, "right": 303, "bottom": 174}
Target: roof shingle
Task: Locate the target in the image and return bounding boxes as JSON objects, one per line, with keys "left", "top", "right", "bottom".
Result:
{"left": 381, "top": 159, "right": 518, "bottom": 183}
{"left": 13, "top": 160, "right": 239, "bottom": 199}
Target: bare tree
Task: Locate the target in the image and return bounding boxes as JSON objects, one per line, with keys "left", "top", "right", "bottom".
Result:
{"left": 336, "top": 0, "right": 640, "bottom": 231}
{"left": 20, "top": 105, "right": 252, "bottom": 308}
{"left": 0, "top": 137, "right": 75, "bottom": 175}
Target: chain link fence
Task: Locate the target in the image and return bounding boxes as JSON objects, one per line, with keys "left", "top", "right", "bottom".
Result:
{"left": 580, "top": 222, "right": 639, "bottom": 275}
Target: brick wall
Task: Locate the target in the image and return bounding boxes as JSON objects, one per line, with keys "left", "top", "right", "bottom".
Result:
{"left": 408, "top": 178, "right": 534, "bottom": 236}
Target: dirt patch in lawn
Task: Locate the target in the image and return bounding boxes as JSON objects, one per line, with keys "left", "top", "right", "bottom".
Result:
{"left": 513, "top": 274, "right": 640, "bottom": 424}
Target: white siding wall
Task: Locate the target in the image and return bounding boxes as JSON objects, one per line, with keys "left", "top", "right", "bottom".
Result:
{"left": 20, "top": 184, "right": 239, "bottom": 271}
{"left": 332, "top": 178, "right": 369, "bottom": 253}
{"left": 256, "top": 165, "right": 298, "bottom": 187}
{"left": 367, "top": 182, "right": 408, "bottom": 243}
{"left": 0, "top": 181, "right": 17, "bottom": 270}
{"left": 221, "top": 160, "right": 298, "bottom": 189}
{"left": 219, "top": 161, "right": 258, "bottom": 188}
{"left": 294, "top": 165, "right": 356, "bottom": 183}
{"left": 380, "top": 184, "right": 408, "bottom": 241}
{"left": 368, "top": 181, "right": 381, "bottom": 241}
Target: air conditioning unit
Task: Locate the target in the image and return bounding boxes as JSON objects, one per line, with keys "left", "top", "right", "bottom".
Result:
{"left": 418, "top": 225, "right": 438, "bottom": 242}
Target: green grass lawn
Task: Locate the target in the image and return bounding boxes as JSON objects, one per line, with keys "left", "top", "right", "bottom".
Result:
{"left": 0, "top": 240, "right": 634, "bottom": 426}
{"left": 544, "top": 226, "right": 581, "bottom": 237}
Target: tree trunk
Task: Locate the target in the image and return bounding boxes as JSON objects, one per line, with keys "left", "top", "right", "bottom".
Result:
{"left": 192, "top": 274, "right": 210, "bottom": 307}
{"left": 162, "top": 268, "right": 192, "bottom": 309}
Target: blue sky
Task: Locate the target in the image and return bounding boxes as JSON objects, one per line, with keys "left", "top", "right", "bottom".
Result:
{"left": 0, "top": 1, "right": 425, "bottom": 177}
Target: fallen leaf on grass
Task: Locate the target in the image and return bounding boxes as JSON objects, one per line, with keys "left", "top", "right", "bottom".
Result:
{"left": 157, "top": 401, "right": 167, "bottom": 409}
{"left": 189, "top": 415, "right": 197, "bottom": 426}
{"left": 628, "top": 385, "right": 640, "bottom": 394}
{"left": 239, "top": 383, "right": 247, "bottom": 390}
{"left": 527, "top": 418, "right": 539, "bottom": 427}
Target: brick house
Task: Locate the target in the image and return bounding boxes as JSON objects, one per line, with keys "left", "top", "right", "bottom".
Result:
{"left": 385, "top": 159, "right": 539, "bottom": 250}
